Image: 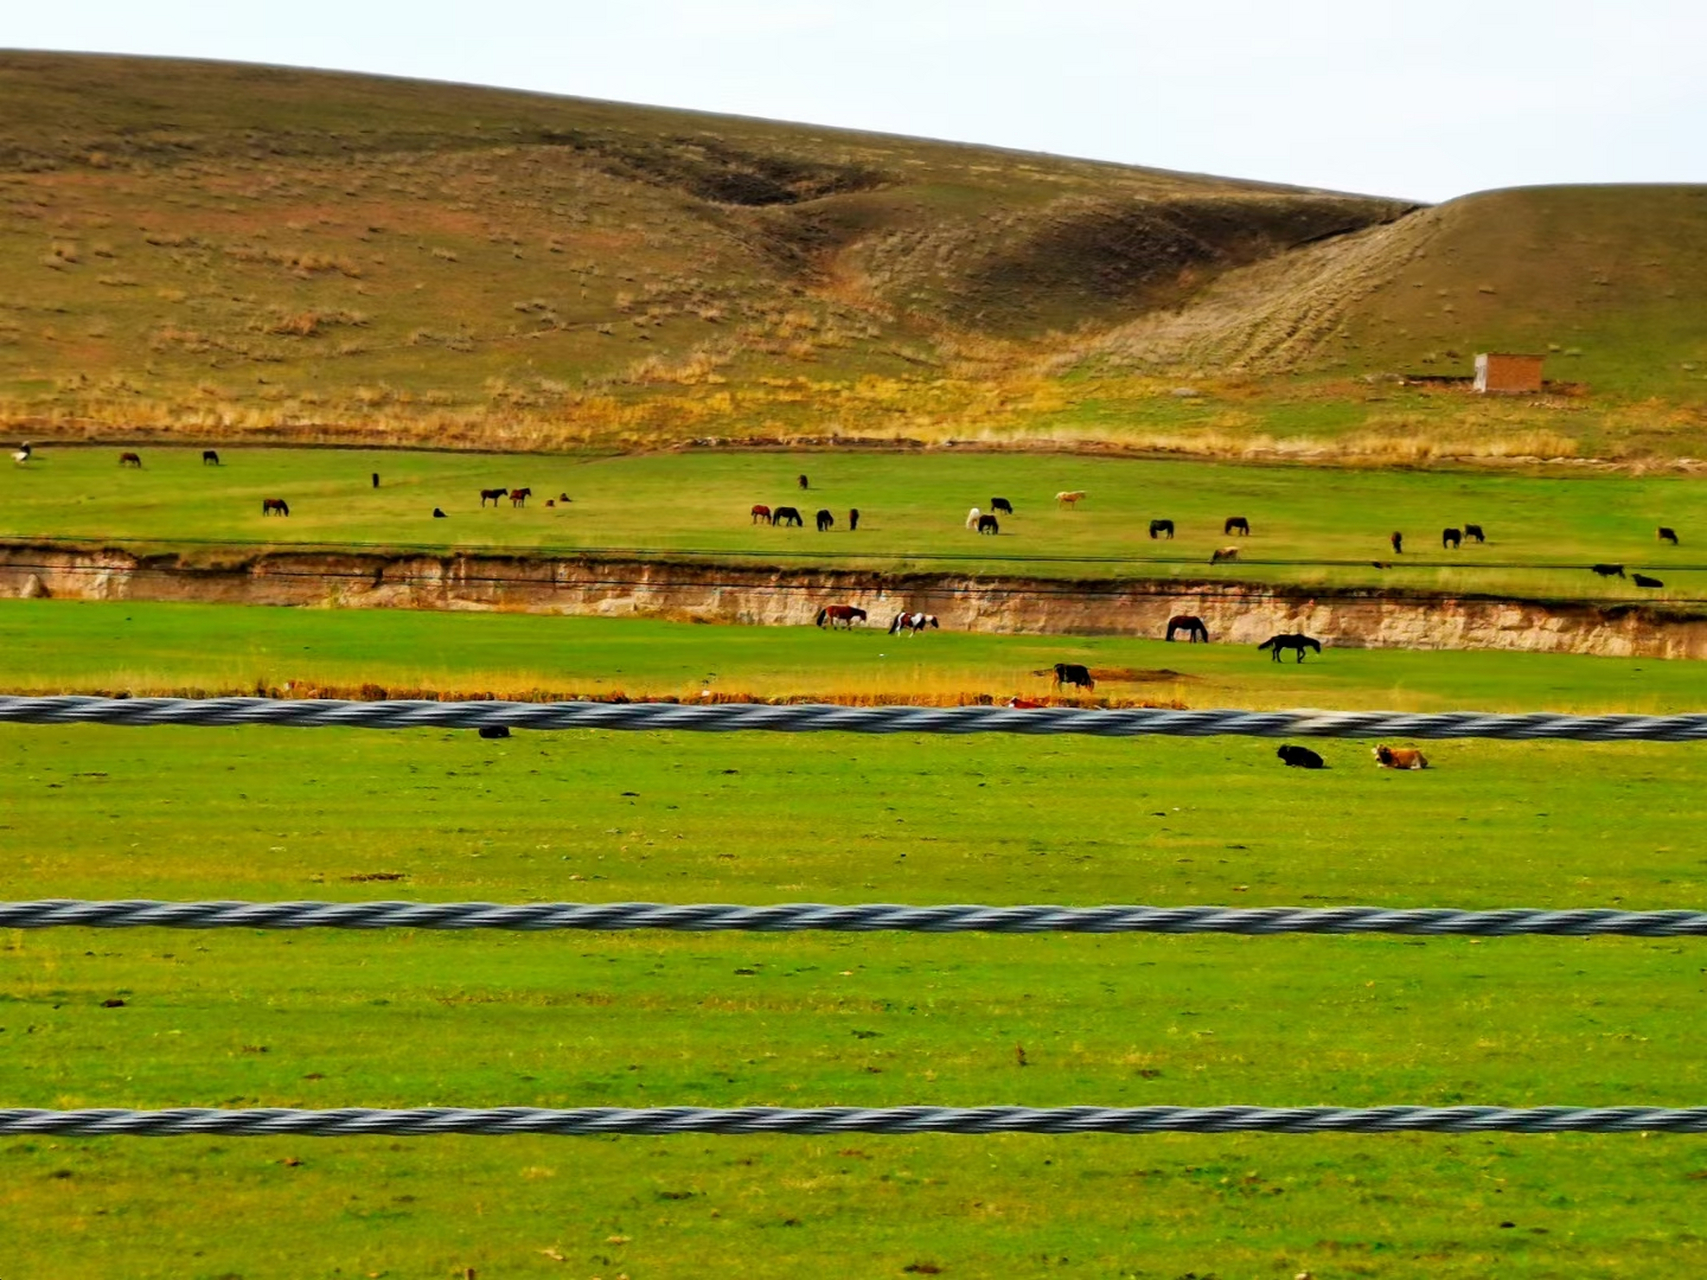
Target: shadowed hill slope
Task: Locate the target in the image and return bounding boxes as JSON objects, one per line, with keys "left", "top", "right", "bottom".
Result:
{"left": 0, "top": 51, "right": 1408, "bottom": 443}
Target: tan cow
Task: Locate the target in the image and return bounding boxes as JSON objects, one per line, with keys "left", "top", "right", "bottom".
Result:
{"left": 1373, "top": 745, "right": 1428, "bottom": 770}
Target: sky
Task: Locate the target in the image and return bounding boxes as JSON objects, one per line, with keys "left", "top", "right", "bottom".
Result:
{"left": 7, "top": 0, "right": 1706, "bottom": 203}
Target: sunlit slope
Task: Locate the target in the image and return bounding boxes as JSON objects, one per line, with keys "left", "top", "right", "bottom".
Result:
{"left": 1095, "top": 186, "right": 1707, "bottom": 400}
{"left": 0, "top": 51, "right": 1407, "bottom": 439}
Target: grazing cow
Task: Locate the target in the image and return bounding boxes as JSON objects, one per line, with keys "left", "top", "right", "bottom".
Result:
{"left": 991, "top": 498, "right": 1014, "bottom": 515}
{"left": 1442, "top": 527, "right": 1462, "bottom": 549}
{"left": 432, "top": 508, "right": 447, "bottom": 518}
{"left": 202, "top": 449, "right": 220, "bottom": 466}
{"left": 1258, "top": 633, "right": 1322, "bottom": 662}
{"left": 849, "top": 508, "right": 859, "bottom": 532}
{"left": 1055, "top": 490, "right": 1086, "bottom": 507}
{"left": 773, "top": 506, "right": 804, "bottom": 527}
{"left": 815, "top": 605, "right": 867, "bottom": 629}
{"left": 1464, "top": 523, "right": 1485, "bottom": 543}
{"left": 479, "top": 487, "right": 508, "bottom": 507}
{"left": 751, "top": 504, "right": 773, "bottom": 525}
{"left": 977, "top": 514, "right": 1000, "bottom": 535}
{"left": 1149, "top": 519, "right": 1174, "bottom": 540}
{"left": 798, "top": 474, "right": 810, "bottom": 490}
{"left": 888, "top": 612, "right": 940, "bottom": 635}
{"left": 1373, "top": 745, "right": 1428, "bottom": 770}
{"left": 510, "top": 487, "right": 532, "bottom": 508}
{"left": 1634, "top": 573, "right": 1665, "bottom": 589}
{"left": 1277, "top": 744, "right": 1325, "bottom": 769}
{"left": 1210, "top": 546, "right": 1240, "bottom": 564}
{"left": 1052, "top": 663, "right": 1095, "bottom": 691}
{"left": 816, "top": 508, "right": 834, "bottom": 532}
{"left": 118, "top": 451, "right": 142, "bottom": 468}
{"left": 1390, "top": 531, "right": 1404, "bottom": 554}
{"left": 1658, "top": 527, "right": 1680, "bottom": 545}
{"left": 965, "top": 507, "right": 981, "bottom": 530}
{"left": 261, "top": 498, "right": 290, "bottom": 517}
{"left": 1165, "top": 615, "right": 1209, "bottom": 643}
{"left": 1591, "top": 563, "right": 1625, "bottom": 578}
{"left": 1224, "top": 516, "right": 1250, "bottom": 536}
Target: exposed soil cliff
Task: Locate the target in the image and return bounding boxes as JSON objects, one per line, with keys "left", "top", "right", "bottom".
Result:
{"left": 5, "top": 543, "right": 1706, "bottom": 659}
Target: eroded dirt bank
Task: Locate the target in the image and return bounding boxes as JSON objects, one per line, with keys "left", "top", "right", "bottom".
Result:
{"left": 4, "top": 542, "right": 1706, "bottom": 659}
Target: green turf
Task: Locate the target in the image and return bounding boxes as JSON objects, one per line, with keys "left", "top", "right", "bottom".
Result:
{"left": 4, "top": 597, "right": 1706, "bottom": 713}
{"left": 4, "top": 719, "right": 1707, "bottom": 1276}
{"left": 3, "top": 446, "right": 1705, "bottom": 599}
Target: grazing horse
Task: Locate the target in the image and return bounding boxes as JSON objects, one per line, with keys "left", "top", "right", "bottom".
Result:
{"left": 750, "top": 504, "right": 773, "bottom": 525}
{"left": 1634, "top": 573, "right": 1665, "bottom": 589}
{"left": 888, "top": 612, "right": 940, "bottom": 635}
{"left": 1658, "top": 527, "right": 1680, "bottom": 545}
{"left": 849, "top": 508, "right": 859, "bottom": 532}
{"left": 480, "top": 488, "right": 508, "bottom": 507}
{"left": 815, "top": 605, "right": 867, "bottom": 629}
{"left": 1591, "top": 563, "right": 1626, "bottom": 578}
{"left": 798, "top": 474, "right": 810, "bottom": 490}
{"left": 1055, "top": 490, "right": 1086, "bottom": 507}
{"left": 1374, "top": 745, "right": 1428, "bottom": 770}
{"left": 1224, "top": 516, "right": 1250, "bottom": 536}
{"left": 1259, "top": 633, "right": 1321, "bottom": 662}
{"left": 1390, "top": 531, "right": 1404, "bottom": 554}
{"left": 1052, "top": 663, "right": 1095, "bottom": 692}
{"left": 965, "top": 507, "right": 981, "bottom": 530}
{"left": 432, "top": 508, "right": 447, "bottom": 518}
{"left": 773, "top": 506, "right": 804, "bottom": 527}
{"left": 261, "top": 498, "right": 290, "bottom": 517}
{"left": 510, "top": 487, "right": 532, "bottom": 507}
{"left": 1210, "top": 546, "right": 1240, "bottom": 564}
{"left": 118, "top": 451, "right": 142, "bottom": 468}
{"left": 202, "top": 449, "right": 220, "bottom": 466}
{"left": 1165, "top": 615, "right": 1209, "bottom": 643}
{"left": 1463, "top": 523, "right": 1485, "bottom": 543}
{"left": 1149, "top": 519, "right": 1174, "bottom": 540}
{"left": 13, "top": 442, "right": 32, "bottom": 465}
{"left": 1277, "top": 744, "right": 1325, "bottom": 769}
{"left": 816, "top": 508, "right": 834, "bottom": 532}
{"left": 1442, "top": 527, "right": 1462, "bottom": 549}
{"left": 977, "top": 514, "right": 999, "bottom": 535}
{"left": 372, "top": 472, "right": 379, "bottom": 489}
{"left": 991, "top": 497, "right": 1014, "bottom": 515}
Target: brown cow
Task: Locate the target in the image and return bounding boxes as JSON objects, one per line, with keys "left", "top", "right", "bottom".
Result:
{"left": 1373, "top": 745, "right": 1428, "bottom": 770}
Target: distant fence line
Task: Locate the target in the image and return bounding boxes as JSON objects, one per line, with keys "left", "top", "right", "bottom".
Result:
{"left": 3, "top": 696, "right": 1707, "bottom": 741}
{"left": 6, "top": 899, "right": 1707, "bottom": 937}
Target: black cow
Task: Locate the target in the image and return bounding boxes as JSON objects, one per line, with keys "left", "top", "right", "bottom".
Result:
{"left": 1442, "top": 527, "right": 1462, "bottom": 549}
{"left": 1658, "top": 527, "right": 1680, "bottom": 545}
{"left": 1591, "top": 563, "right": 1625, "bottom": 578}
{"left": 798, "top": 474, "right": 810, "bottom": 490}
{"left": 432, "top": 507, "right": 447, "bottom": 519}
{"left": 1634, "top": 573, "right": 1665, "bottom": 589}
{"left": 1149, "top": 519, "right": 1174, "bottom": 539}
{"left": 816, "top": 509, "right": 834, "bottom": 532}
{"left": 1277, "top": 744, "right": 1325, "bottom": 769}
{"left": 1052, "top": 663, "right": 1095, "bottom": 692}
{"left": 202, "top": 449, "right": 220, "bottom": 466}
{"left": 977, "top": 514, "right": 999, "bottom": 535}
{"left": 773, "top": 506, "right": 804, "bottom": 527}
{"left": 991, "top": 497, "right": 1014, "bottom": 515}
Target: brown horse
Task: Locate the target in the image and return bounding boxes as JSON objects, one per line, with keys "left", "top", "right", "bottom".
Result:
{"left": 509, "top": 487, "right": 532, "bottom": 508}
{"left": 1165, "top": 615, "right": 1209, "bottom": 643}
{"left": 1224, "top": 516, "right": 1250, "bottom": 536}
{"left": 261, "top": 498, "right": 290, "bottom": 517}
{"left": 118, "top": 452, "right": 142, "bottom": 468}
{"left": 815, "top": 605, "right": 867, "bottom": 629}
{"left": 480, "top": 488, "right": 508, "bottom": 507}
{"left": 750, "top": 504, "right": 773, "bottom": 525}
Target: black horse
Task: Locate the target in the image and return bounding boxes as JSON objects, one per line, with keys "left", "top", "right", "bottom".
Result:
{"left": 1052, "top": 663, "right": 1095, "bottom": 691}
{"left": 1224, "top": 516, "right": 1250, "bottom": 536}
{"left": 1463, "top": 524, "right": 1485, "bottom": 543}
{"left": 991, "top": 498, "right": 1014, "bottom": 515}
{"left": 1165, "top": 615, "right": 1209, "bottom": 643}
{"left": 1149, "top": 519, "right": 1174, "bottom": 540}
{"left": 773, "top": 506, "right": 804, "bottom": 527}
{"left": 1259, "top": 634, "right": 1322, "bottom": 663}
{"left": 815, "top": 509, "right": 834, "bottom": 532}
{"left": 977, "top": 514, "right": 999, "bottom": 535}
{"left": 1658, "top": 527, "right": 1680, "bottom": 545}
{"left": 1442, "top": 527, "right": 1463, "bottom": 549}
{"left": 849, "top": 508, "right": 860, "bottom": 532}
{"left": 797, "top": 474, "right": 810, "bottom": 490}
{"left": 1389, "top": 531, "right": 1404, "bottom": 554}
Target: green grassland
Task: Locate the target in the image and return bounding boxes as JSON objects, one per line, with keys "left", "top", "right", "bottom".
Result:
{"left": 4, "top": 446, "right": 1706, "bottom": 599}
{"left": 4, "top": 708, "right": 1707, "bottom": 1276}
{"left": 1, "top": 53, "right": 1706, "bottom": 458}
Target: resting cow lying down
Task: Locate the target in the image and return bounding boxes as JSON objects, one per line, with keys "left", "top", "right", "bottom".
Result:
{"left": 1373, "top": 744, "right": 1428, "bottom": 770}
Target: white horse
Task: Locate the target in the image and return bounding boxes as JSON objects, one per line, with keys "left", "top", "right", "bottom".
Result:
{"left": 965, "top": 507, "right": 981, "bottom": 530}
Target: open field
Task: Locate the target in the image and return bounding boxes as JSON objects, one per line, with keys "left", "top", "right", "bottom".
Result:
{"left": 4, "top": 446, "right": 1706, "bottom": 599}
{"left": 5, "top": 712, "right": 1707, "bottom": 1277}
{"left": 4, "top": 598, "right": 1707, "bottom": 714}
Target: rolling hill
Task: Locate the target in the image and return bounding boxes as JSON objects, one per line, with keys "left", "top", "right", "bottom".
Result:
{"left": 0, "top": 50, "right": 1701, "bottom": 454}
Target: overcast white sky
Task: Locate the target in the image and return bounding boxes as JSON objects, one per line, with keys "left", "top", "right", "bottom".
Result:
{"left": 9, "top": 1, "right": 1705, "bottom": 202}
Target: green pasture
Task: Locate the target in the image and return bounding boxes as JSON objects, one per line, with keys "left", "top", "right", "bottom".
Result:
{"left": 4, "top": 446, "right": 1706, "bottom": 598}
{"left": 3, "top": 598, "right": 1706, "bottom": 713}
{"left": 4, "top": 719, "right": 1707, "bottom": 1276}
